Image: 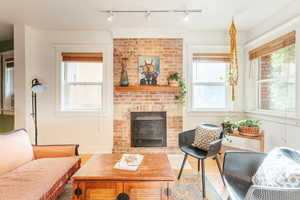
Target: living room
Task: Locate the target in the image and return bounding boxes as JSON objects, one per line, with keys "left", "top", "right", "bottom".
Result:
{"left": 1, "top": 0, "right": 300, "bottom": 200}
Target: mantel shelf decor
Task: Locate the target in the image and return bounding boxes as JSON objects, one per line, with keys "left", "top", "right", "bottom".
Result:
{"left": 114, "top": 85, "right": 180, "bottom": 93}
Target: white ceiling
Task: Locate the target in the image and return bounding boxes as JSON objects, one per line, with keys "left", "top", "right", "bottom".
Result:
{"left": 0, "top": 0, "right": 296, "bottom": 38}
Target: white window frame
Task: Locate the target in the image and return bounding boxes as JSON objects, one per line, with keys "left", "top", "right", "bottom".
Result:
{"left": 187, "top": 45, "right": 232, "bottom": 112}
{"left": 61, "top": 61, "right": 103, "bottom": 111}
{"left": 54, "top": 45, "right": 112, "bottom": 116}
{"left": 255, "top": 47, "right": 297, "bottom": 114}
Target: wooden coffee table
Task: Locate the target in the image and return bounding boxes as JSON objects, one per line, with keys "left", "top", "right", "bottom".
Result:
{"left": 72, "top": 153, "right": 176, "bottom": 200}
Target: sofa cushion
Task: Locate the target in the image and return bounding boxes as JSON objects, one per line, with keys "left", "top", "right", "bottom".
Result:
{"left": 252, "top": 147, "right": 300, "bottom": 188}
{"left": 0, "top": 156, "right": 80, "bottom": 200}
{"left": 0, "top": 129, "right": 34, "bottom": 176}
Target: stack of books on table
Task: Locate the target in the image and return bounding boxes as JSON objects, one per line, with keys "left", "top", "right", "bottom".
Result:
{"left": 114, "top": 154, "right": 144, "bottom": 171}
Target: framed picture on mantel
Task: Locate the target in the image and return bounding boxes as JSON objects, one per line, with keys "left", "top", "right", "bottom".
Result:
{"left": 138, "top": 56, "right": 160, "bottom": 85}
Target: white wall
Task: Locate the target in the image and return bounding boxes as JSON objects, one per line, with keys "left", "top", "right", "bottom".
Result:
{"left": 14, "top": 26, "right": 114, "bottom": 153}
{"left": 14, "top": 24, "right": 34, "bottom": 141}
{"left": 244, "top": 12, "right": 300, "bottom": 152}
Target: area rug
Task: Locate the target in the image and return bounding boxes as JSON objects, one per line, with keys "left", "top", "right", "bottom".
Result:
{"left": 167, "top": 154, "right": 192, "bottom": 170}
{"left": 58, "top": 174, "right": 222, "bottom": 200}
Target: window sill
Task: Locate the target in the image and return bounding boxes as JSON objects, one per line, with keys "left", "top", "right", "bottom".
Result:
{"left": 55, "top": 110, "right": 109, "bottom": 117}
{"left": 245, "top": 110, "right": 300, "bottom": 126}
{"left": 246, "top": 110, "right": 299, "bottom": 119}
{"left": 186, "top": 110, "right": 243, "bottom": 116}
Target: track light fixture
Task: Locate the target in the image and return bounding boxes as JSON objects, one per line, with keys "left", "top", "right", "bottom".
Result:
{"left": 145, "top": 11, "right": 151, "bottom": 21}
{"left": 107, "top": 11, "right": 114, "bottom": 21}
{"left": 184, "top": 11, "right": 190, "bottom": 21}
{"left": 100, "top": 9, "right": 202, "bottom": 21}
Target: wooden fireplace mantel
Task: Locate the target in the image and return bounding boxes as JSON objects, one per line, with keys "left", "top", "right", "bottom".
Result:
{"left": 114, "top": 85, "right": 180, "bottom": 93}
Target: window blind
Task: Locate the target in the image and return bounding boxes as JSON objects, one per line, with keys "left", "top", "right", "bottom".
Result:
{"left": 192, "top": 53, "right": 231, "bottom": 62}
{"left": 62, "top": 52, "right": 103, "bottom": 62}
{"left": 249, "top": 31, "right": 296, "bottom": 60}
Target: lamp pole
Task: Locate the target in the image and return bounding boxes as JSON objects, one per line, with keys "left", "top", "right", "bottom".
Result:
{"left": 31, "top": 78, "right": 40, "bottom": 145}
{"left": 32, "top": 92, "right": 38, "bottom": 145}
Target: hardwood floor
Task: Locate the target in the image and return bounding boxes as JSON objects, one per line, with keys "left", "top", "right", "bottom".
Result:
{"left": 79, "top": 154, "right": 228, "bottom": 199}
{"left": 186, "top": 155, "right": 228, "bottom": 199}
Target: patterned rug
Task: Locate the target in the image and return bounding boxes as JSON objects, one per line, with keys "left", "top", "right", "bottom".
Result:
{"left": 58, "top": 174, "right": 222, "bottom": 200}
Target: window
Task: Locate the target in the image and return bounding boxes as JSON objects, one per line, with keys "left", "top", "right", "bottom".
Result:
{"left": 3, "top": 58, "right": 14, "bottom": 111}
{"left": 60, "top": 52, "right": 103, "bottom": 112}
{"left": 249, "top": 32, "right": 296, "bottom": 112}
{"left": 191, "top": 53, "right": 230, "bottom": 110}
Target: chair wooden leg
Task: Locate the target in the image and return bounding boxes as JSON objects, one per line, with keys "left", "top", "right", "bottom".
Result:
{"left": 201, "top": 159, "right": 206, "bottom": 198}
{"left": 198, "top": 159, "right": 200, "bottom": 172}
{"left": 177, "top": 153, "right": 188, "bottom": 180}
{"left": 215, "top": 155, "right": 225, "bottom": 186}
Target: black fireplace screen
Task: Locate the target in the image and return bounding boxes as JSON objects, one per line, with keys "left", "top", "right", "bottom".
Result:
{"left": 131, "top": 112, "right": 166, "bottom": 147}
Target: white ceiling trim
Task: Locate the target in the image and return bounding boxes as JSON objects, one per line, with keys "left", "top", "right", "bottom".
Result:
{"left": 112, "top": 29, "right": 185, "bottom": 38}
{"left": 245, "top": 14, "right": 300, "bottom": 49}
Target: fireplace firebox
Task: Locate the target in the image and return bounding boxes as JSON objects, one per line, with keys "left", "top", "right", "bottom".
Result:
{"left": 131, "top": 112, "right": 167, "bottom": 147}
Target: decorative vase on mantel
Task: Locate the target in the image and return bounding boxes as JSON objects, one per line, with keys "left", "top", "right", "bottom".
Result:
{"left": 120, "top": 58, "right": 129, "bottom": 87}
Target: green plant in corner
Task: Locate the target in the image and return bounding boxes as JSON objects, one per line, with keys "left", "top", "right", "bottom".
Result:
{"left": 222, "top": 119, "right": 237, "bottom": 137}
{"left": 168, "top": 72, "right": 187, "bottom": 104}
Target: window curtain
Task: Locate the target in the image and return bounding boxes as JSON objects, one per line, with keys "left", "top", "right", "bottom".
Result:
{"left": 249, "top": 31, "right": 295, "bottom": 60}
{"left": 193, "top": 53, "right": 231, "bottom": 63}
{"left": 62, "top": 52, "right": 103, "bottom": 63}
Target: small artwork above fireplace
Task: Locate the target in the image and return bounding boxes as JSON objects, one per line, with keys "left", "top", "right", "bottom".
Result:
{"left": 138, "top": 56, "right": 160, "bottom": 85}
{"left": 131, "top": 112, "right": 166, "bottom": 147}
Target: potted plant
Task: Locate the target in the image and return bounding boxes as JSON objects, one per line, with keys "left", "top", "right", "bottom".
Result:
{"left": 168, "top": 72, "right": 187, "bottom": 104}
{"left": 222, "top": 119, "right": 237, "bottom": 137}
{"left": 168, "top": 72, "right": 180, "bottom": 86}
{"left": 238, "top": 119, "right": 260, "bottom": 136}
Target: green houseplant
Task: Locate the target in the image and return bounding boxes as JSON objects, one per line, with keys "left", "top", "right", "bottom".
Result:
{"left": 168, "top": 72, "right": 187, "bottom": 104}
{"left": 222, "top": 119, "right": 237, "bottom": 137}
{"left": 238, "top": 119, "right": 260, "bottom": 136}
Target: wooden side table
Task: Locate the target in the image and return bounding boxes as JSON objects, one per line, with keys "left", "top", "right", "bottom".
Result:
{"left": 229, "top": 132, "right": 265, "bottom": 152}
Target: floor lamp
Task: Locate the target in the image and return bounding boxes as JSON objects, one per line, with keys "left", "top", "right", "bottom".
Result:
{"left": 31, "top": 78, "right": 45, "bottom": 145}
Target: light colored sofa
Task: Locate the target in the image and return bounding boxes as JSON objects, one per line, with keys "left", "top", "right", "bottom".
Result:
{"left": 0, "top": 129, "right": 81, "bottom": 200}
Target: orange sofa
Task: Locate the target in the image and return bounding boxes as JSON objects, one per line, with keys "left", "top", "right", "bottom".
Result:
{"left": 0, "top": 129, "right": 81, "bottom": 200}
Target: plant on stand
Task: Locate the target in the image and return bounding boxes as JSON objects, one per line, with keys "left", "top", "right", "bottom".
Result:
{"left": 222, "top": 119, "right": 237, "bottom": 136}
{"left": 221, "top": 119, "right": 237, "bottom": 142}
{"left": 168, "top": 72, "right": 187, "bottom": 104}
{"left": 238, "top": 119, "right": 260, "bottom": 136}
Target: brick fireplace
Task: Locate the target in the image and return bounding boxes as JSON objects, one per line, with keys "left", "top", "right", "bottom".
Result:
{"left": 113, "top": 38, "right": 183, "bottom": 153}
